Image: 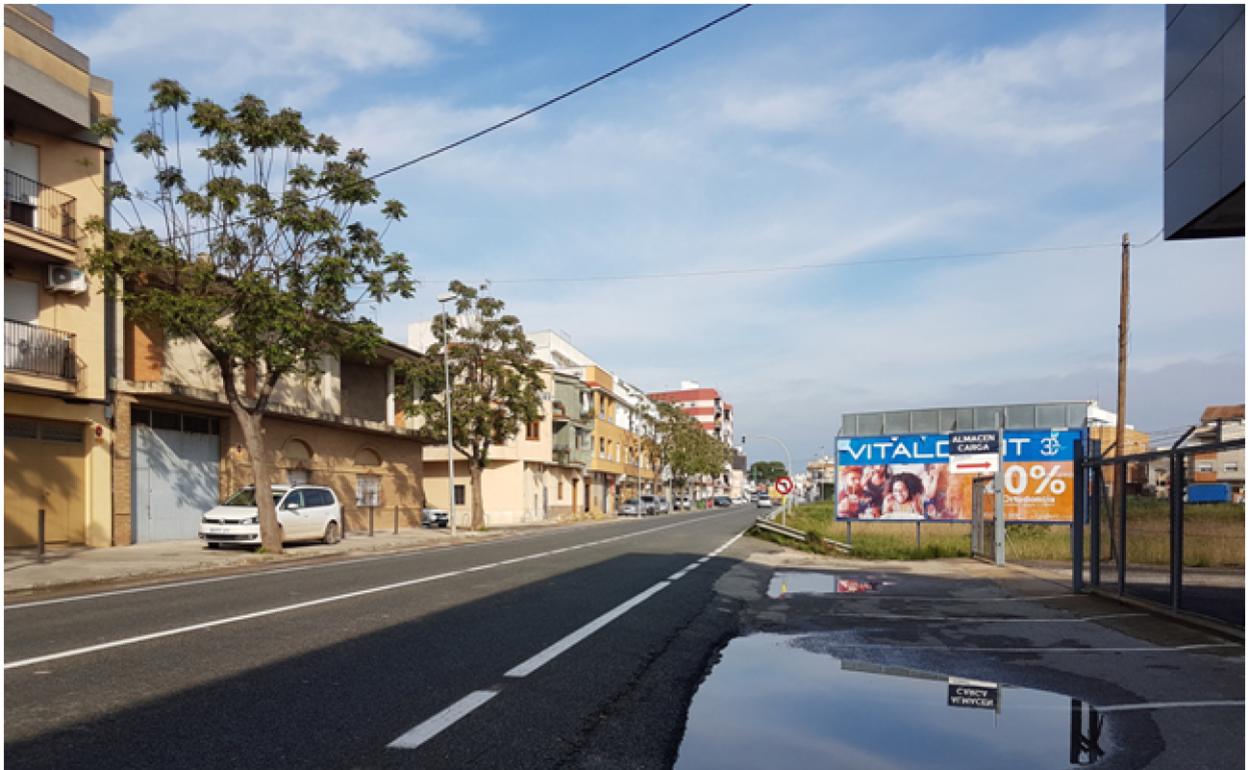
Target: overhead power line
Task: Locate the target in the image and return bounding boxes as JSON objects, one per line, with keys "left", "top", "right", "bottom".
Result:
{"left": 140, "top": 4, "right": 752, "bottom": 245}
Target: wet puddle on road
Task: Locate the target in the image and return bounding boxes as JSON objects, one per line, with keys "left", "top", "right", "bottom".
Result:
{"left": 676, "top": 633, "right": 1108, "bottom": 769}
{"left": 767, "top": 571, "right": 895, "bottom": 598}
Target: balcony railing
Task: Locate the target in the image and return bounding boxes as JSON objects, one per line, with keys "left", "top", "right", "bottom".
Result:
{"left": 5, "top": 319, "right": 76, "bottom": 381}
{"left": 5, "top": 170, "right": 77, "bottom": 245}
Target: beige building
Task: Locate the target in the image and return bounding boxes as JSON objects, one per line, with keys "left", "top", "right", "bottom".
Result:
{"left": 421, "top": 369, "right": 587, "bottom": 528}
{"left": 4, "top": 6, "right": 115, "bottom": 547}
{"left": 114, "top": 325, "right": 428, "bottom": 543}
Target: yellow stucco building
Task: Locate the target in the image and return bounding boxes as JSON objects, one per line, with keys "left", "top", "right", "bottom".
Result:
{"left": 4, "top": 5, "right": 115, "bottom": 547}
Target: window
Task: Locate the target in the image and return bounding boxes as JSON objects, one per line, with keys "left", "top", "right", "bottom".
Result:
{"left": 599, "top": 437, "right": 605, "bottom": 458}
{"left": 287, "top": 469, "right": 310, "bottom": 486}
{"left": 1224, "top": 462, "right": 1240, "bottom": 472}
{"left": 356, "top": 475, "right": 381, "bottom": 507}
{"left": 558, "top": 481, "right": 564, "bottom": 498}
{"left": 526, "top": 420, "right": 540, "bottom": 441}
{"left": 1197, "top": 462, "right": 1215, "bottom": 473}
{"left": 454, "top": 484, "right": 466, "bottom": 506}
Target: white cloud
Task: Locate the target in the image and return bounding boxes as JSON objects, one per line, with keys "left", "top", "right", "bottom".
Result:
{"left": 67, "top": 6, "right": 483, "bottom": 106}
{"left": 865, "top": 18, "right": 1162, "bottom": 154}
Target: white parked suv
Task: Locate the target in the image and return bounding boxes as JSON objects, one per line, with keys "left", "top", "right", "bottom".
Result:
{"left": 199, "top": 485, "right": 342, "bottom": 548}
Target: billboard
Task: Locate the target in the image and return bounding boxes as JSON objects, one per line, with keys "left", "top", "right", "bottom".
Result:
{"left": 835, "top": 430, "right": 1080, "bottom": 523}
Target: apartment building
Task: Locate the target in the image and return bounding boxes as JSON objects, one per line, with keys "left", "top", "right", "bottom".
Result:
{"left": 4, "top": 6, "right": 114, "bottom": 546}
{"left": 648, "top": 381, "right": 735, "bottom": 447}
{"left": 115, "top": 327, "right": 428, "bottom": 543}
{"left": 530, "top": 330, "right": 658, "bottom": 515}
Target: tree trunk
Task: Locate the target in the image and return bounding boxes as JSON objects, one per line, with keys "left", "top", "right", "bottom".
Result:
{"left": 235, "top": 407, "right": 282, "bottom": 553}
{"left": 468, "top": 461, "right": 486, "bottom": 531}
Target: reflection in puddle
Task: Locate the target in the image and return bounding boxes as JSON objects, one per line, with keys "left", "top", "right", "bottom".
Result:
{"left": 676, "top": 633, "right": 1107, "bottom": 769}
{"left": 767, "top": 571, "right": 895, "bottom": 598}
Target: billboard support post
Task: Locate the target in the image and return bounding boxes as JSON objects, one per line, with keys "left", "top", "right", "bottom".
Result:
{"left": 1072, "top": 439, "right": 1085, "bottom": 593}
{"left": 994, "top": 419, "right": 1005, "bottom": 567}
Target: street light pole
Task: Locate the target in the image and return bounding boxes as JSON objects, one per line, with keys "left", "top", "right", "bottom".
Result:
{"left": 437, "top": 293, "right": 457, "bottom": 538}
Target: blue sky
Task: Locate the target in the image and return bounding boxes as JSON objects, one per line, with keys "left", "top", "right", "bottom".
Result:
{"left": 54, "top": 4, "right": 1244, "bottom": 467}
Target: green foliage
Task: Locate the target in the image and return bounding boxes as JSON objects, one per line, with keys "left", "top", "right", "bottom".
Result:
{"left": 654, "top": 402, "right": 730, "bottom": 484}
{"left": 397, "top": 281, "right": 544, "bottom": 469}
{"left": 84, "top": 79, "right": 415, "bottom": 417}
{"left": 749, "top": 460, "right": 788, "bottom": 483}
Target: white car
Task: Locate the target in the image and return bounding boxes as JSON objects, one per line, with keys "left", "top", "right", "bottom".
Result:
{"left": 421, "top": 507, "right": 450, "bottom": 528}
{"left": 199, "top": 485, "right": 342, "bottom": 548}
{"left": 755, "top": 497, "right": 774, "bottom": 509}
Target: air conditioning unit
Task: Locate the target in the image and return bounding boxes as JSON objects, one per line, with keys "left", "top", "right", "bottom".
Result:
{"left": 47, "top": 264, "right": 88, "bottom": 294}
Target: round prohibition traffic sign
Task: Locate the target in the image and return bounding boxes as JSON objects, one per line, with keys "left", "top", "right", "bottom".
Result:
{"left": 774, "top": 476, "right": 794, "bottom": 495}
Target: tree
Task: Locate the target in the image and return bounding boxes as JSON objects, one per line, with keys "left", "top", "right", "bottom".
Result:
{"left": 656, "top": 403, "right": 731, "bottom": 496}
{"left": 85, "top": 80, "right": 414, "bottom": 553}
{"left": 749, "top": 461, "right": 788, "bottom": 484}
{"left": 398, "top": 282, "right": 543, "bottom": 530}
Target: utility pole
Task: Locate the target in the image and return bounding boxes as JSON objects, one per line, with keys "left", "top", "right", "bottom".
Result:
{"left": 1114, "top": 233, "right": 1130, "bottom": 546}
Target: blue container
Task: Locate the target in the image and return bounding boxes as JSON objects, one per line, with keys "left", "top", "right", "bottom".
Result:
{"left": 1187, "top": 483, "right": 1233, "bottom": 504}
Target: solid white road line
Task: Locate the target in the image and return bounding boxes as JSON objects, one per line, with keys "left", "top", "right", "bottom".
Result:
{"left": 504, "top": 582, "right": 671, "bottom": 678}
{"left": 387, "top": 689, "right": 500, "bottom": 750}
{"left": 6, "top": 512, "right": 747, "bottom": 670}
{"left": 7, "top": 509, "right": 741, "bottom": 611}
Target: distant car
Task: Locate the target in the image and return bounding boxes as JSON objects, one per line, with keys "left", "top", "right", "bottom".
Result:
{"left": 713, "top": 496, "right": 733, "bottom": 507}
{"left": 621, "top": 498, "right": 642, "bottom": 516}
{"left": 421, "top": 507, "right": 450, "bottom": 528}
{"left": 654, "top": 496, "right": 670, "bottom": 513}
{"left": 200, "top": 485, "right": 342, "bottom": 548}
{"left": 639, "top": 494, "right": 658, "bottom": 515}
{"left": 679, "top": 496, "right": 692, "bottom": 510}
{"left": 756, "top": 497, "right": 773, "bottom": 509}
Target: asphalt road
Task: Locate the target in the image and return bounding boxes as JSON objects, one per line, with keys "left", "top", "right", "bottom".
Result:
{"left": 5, "top": 505, "right": 763, "bottom": 769}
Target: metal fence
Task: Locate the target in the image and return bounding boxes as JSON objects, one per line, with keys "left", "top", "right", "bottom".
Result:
{"left": 4, "top": 169, "right": 77, "bottom": 244}
{"left": 4, "top": 319, "right": 77, "bottom": 381}
{"left": 1081, "top": 436, "right": 1245, "bottom": 628}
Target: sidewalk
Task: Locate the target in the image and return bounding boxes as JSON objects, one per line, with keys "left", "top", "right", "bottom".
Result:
{"left": 4, "top": 518, "right": 577, "bottom": 597}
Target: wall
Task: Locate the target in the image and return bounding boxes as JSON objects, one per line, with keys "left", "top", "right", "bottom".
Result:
{"left": 422, "top": 458, "right": 525, "bottom": 528}
{"left": 221, "top": 414, "right": 425, "bottom": 533}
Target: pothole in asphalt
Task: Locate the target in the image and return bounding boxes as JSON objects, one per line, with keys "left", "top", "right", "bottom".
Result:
{"left": 766, "top": 571, "right": 896, "bottom": 598}
{"left": 675, "top": 632, "right": 1109, "bottom": 769}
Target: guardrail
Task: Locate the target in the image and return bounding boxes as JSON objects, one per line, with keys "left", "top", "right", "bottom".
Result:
{"left": 752, "top": 515, "right": 853, "bottom": 554}
{"left": 4, "top": 170, "right": 77, "bottom": 244}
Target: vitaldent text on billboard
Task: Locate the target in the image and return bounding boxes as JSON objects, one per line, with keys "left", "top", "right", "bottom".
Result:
{"left": 835, "top": 430, "right": 1080, "bottom": 523}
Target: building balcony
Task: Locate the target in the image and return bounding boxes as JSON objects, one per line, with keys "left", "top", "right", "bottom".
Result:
{"left": 5, "top": 170, "right": 77, "bottom": 246}
{"left": 5, "top": 319, "right": 76, "bottom": 382}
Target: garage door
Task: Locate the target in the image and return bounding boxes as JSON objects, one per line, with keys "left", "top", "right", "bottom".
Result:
{"left": 132, "top": 408, "right": 220, "bottom": 543}
{"left": 4, "top": 416, "right": 86, "bottom": 546}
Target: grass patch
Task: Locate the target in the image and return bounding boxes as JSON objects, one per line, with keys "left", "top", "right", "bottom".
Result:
{"left": 766, "top": 498, "right": 1244, "bottom": 566}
